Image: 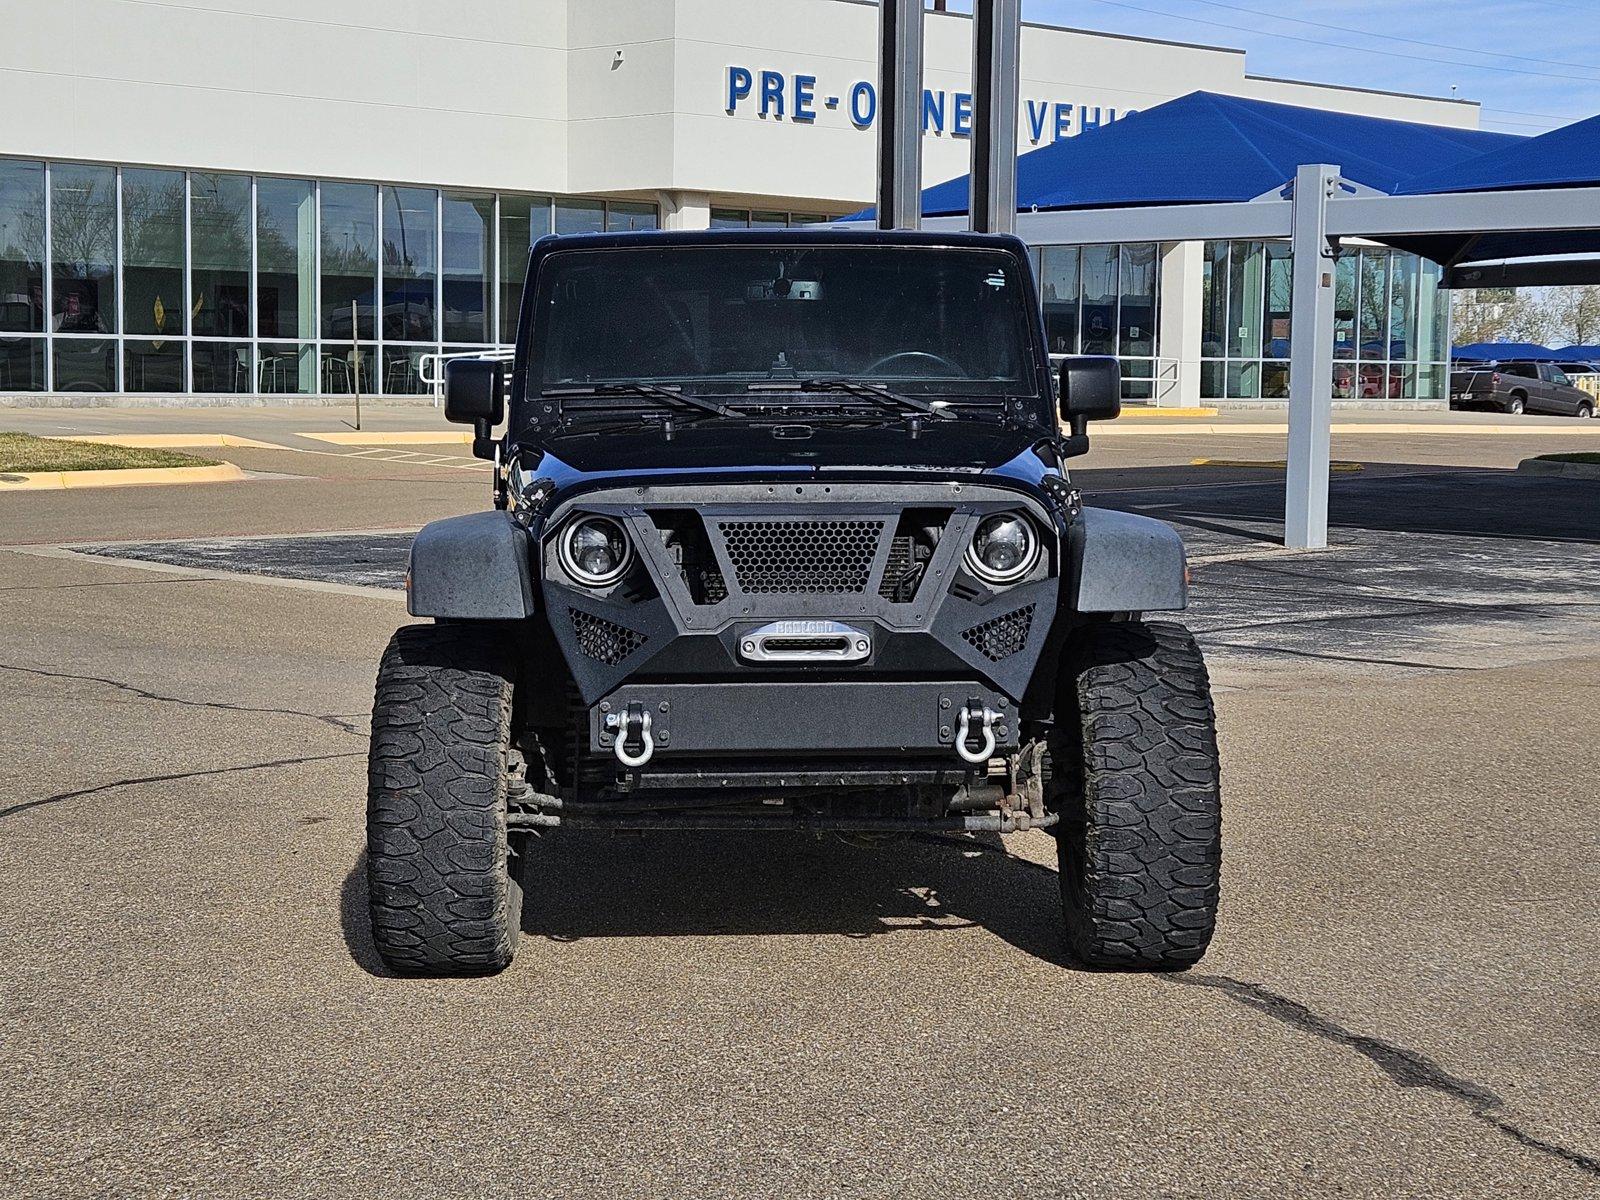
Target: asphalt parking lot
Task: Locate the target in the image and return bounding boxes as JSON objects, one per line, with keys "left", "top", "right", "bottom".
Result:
{"left": 2, "top": 409, "right": 1598, "bottom": 1198}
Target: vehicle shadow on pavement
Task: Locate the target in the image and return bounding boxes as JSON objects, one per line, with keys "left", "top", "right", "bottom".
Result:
{"left": 517, "top": 831, "right": 1068, "bottom": 959}
{"left": 338, "top": 834, "right": 1070, "bottom": 976}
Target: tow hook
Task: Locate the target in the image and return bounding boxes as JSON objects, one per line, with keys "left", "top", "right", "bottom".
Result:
{"left": 605, "top": 704, "right": 654, "bottom": 768}
{"left": 954, "top": 704, "right": 999, "bottom": 765}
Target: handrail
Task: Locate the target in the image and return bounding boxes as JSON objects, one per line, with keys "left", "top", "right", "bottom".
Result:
{"left": 417, "top": 348, "right": 515, "bottom": 405}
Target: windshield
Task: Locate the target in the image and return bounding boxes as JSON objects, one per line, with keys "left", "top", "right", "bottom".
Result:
{"left": 527, "top": 244, "right": 1039, "bottom": 400}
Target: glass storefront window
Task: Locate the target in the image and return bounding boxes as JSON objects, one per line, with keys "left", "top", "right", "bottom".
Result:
{"left": 1200, "top": 240, "right": 1447, "bottom": 402}
{"left": 51, "top": 164, "right": 117, "bottom": 334}
{"left": 0, "top": 160, "right": 45, "bottom": 333}
{"left": 1389, "top": 253, "right": 1418, "bottom": 362}
{"left": 555, "top": 198, "right": 604, "bottom": 235}
{"left": 1358, "top": 248, "right": 1389, "bottom": 360}
{"left": 319, "top": 343, "right": 377, "bottom": 393}
{"left": 1118, "top": 243, "right": 1156, "bottom": 359}
{"left": 257, "top": 178, "right": 315, "bottom": 340}
{"left": 53, "top": 338, "right": 116, "bottom": 391}
{"left": 191, "top": 340, "right": 252, "bottom": 393}
{"left": 1079, "top": 245, "right": 1117, "bottom": 356}
{"left": 441, "top": 192, "right": 492, "bottom": 343}
{"left": 1200, "top": 241, "right": 1228, "bottom": 360}
{"left": 257, "top": 341, "right": 317, "bottom": 394}
{"left": 749, "top": 210, "right": 789, "bottom": 228}
{"left": 0, "top": 336, "right": 45, "bottom": 390}
{"left": 710, "top": 208, "right": 749, "bottom": 228}
{"left": 122, "top": 168, "right": 186, "bottom": 337}
{"left": 382, "top": 186, "right": 437, "bottom": 342}
{"left": 191, "top": 173, "right": 251, "bottom": 338}
{"left": 1333, "top": 249, "right": 1357, "bottom": 360}
{"left": 1226, "top": 241, "right": 1262, "bottom": 359}
{"left": 1039, "top": 245, "right": 1080, "bottom": 355}
{"left": 608, "top": 201, "right": 659, "bottom": 231}
{"left": 124, "top": 338, "right": 185, "bottom": 391}
{"left": 1264, "top": 243, "right": 1292, "bottom": 359}
{"left": 321, "top": 182, "right": 377, "bottom": 341}
{"left": 499, "top": 194, "right": 551, "bottom": 343}
{"left": 381, "top": 345, "right": 434, "bottom": 395}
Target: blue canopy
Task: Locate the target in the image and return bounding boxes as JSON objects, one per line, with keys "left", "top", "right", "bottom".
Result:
{"left": 1452, "top": 342, "right": 1555, "bottom": 360}
{"left": 1397, "top": 112, "right": 1600, "bottom": 196}
{"left": 1554, "top": 344, "right": 1600, "bottom": 360}
{"left": 907, "top": 91, "right": 1517, "bottom": 218}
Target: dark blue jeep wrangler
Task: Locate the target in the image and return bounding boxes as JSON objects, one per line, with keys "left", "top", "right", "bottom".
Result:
{"left": 366, "top": 228, "right": 1221, "bottom": 976}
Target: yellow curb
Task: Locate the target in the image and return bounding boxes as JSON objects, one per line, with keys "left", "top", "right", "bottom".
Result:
{"left": 299, "top": 430, "right": 471, "bottom": 446}
{"left": 1190, "top": 458, "right": 1365, "bottom": 472}
{"left": 53, "top": 434, "right": 278, "bottom": 449}
{"left": 1119, "top": 407, "right": 1220, "bottom": 418}
{"left": 0, "top": 463, "right": 247, "bottom": 491}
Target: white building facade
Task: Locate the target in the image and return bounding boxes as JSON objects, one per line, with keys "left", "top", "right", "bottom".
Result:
{"left": 0, "top": 0, "right": 1476, "bottom": 401}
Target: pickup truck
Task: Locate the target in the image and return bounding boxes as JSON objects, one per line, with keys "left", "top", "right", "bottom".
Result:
{"left": 1450, "top": 360, "right": 1597, "bottom": 417}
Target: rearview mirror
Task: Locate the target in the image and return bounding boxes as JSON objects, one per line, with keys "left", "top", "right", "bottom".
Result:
{"left": 1058, "top": 356, "right": 1122, "bottom": 430}
{"left": 444, "top": 358, "right": 506, "bottom": 461}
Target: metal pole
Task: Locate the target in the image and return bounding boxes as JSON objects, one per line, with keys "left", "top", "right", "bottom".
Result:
{"left": 351, "top": 298, "right": 361, "bottom": 430}
{"left": 1285, "top": 164, "right": 1339, "bottom": 550}
{"left": 877, "top": 0, "right": 924, "bottom": 230}
{"left": 971, "top": 0, "right": 1022, "bottom": 234}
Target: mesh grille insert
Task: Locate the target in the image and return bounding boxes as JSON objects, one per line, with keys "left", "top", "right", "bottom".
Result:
{"left": 570, "top": 609, "right": 646, "bottom": 666}
{"left": 717, "top": 519, "right": 883, "bottom": 594}
{"left": 961, "top": 606, "right": 1035, "bottom": 662}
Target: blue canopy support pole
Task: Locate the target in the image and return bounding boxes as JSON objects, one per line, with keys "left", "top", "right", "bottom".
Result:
{"left": 970, "top": 0, "right": 1022, "bottom": 235}
{"left": 1285, "top": 164, "right": 1340, "bottom": 550}
{"left": 877, "top": 0, "right": 924, "bottom": 231}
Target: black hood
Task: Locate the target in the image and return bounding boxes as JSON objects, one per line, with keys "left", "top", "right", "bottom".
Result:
{"left": 526, "top": 416, "right": 1048, "bottom": 473}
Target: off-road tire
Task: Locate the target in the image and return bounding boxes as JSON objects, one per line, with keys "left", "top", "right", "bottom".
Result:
{"left": 366, "top": 623, "right": 521, "bottom": 975}
{"left": 1054, "top": 620, "right": 1222, "bottom": 970}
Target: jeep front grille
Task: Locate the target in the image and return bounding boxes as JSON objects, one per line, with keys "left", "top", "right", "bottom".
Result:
{"left": 570, "top": 609, "right": 646, "bottom": 665}
{"left": 961, "top": 605, "right": 1035, "bottom": 662}
{"left": 717, "top": 519, "right": 883, "bottom": 594}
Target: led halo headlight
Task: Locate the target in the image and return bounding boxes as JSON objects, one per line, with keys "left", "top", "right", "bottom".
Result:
{"left": 559, "top": 514, "right": 633, "bottom": 587}
{"left": 964, "top": 511, "right": 1040, "bottom": 585}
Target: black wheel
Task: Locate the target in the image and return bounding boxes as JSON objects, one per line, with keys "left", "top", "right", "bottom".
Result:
{"left": 366, "top": 623, "right": 521, "bottom": 976}
{"left": 1053, "top": 620, "right": 1222, "bottom": 970}
{"left": 1578, "top": 401, "right": 1594, "bottom": 419}
{"left": 1506, "top": 394, "right": 1526, "bottom": 416}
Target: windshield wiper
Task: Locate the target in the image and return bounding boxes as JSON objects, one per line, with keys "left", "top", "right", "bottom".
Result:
{"left": 542, "top": 382, "right": 737, "bottom": 419}
{"left": 745, "top": 378, "right": 955, "bottom": 419}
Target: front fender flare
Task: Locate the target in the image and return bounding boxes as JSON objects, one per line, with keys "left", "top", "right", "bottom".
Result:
{"left": 407, "top": 511, "right": 536, "bottom": 620}
{"left": 1067, "top": 506, "right": 1187, "bottom": 613}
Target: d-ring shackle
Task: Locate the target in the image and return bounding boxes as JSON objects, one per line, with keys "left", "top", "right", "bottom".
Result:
{"left": 954, "top": 705, "right": 999, "bottom": 765}
{"left": 614, "top": 708, "right": 654, "bottom": 768}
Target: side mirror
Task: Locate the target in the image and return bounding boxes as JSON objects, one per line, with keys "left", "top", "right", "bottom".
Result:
{"left": 1058, "top": 356, "right": 1122, "bottom": 434}
{"left": 444, "top": 358, "right": 505, "bottom": 461}
{"left": 444, "top": 358, "right": 505, "bottom": 425}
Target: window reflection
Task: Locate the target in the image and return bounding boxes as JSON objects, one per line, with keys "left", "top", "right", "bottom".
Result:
{"left": 0, "top": 160, "right": 45, "bottom": 334}
{"left": 321, "top": 182, "right": 377, "bottom": 340}
{"left": 51, "top": 164, "right": 116, "bottom": 333}
{"left": 122, "top": 168, "right": 186, "bottom": 337}
{"left": 258, "top": 178, "right": 315, "bottom": 340}
{"left": 442, "top": 192, "right": 492, "bottom": 343}
{"left": 499, "top": 194, "right": 551, "bottom": 343}
{"left": 382, "top": 186, "right": 437, "bottom": 342}
{"left": 192, "top": 173, "right": 251, "bottom": 337}
{"left": 555, "top": 199, "right": 604, "bottom": 235}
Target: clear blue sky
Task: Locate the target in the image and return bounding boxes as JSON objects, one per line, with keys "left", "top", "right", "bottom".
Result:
{"left": 944, "top": 0, "right": 1600, "bottom": 134}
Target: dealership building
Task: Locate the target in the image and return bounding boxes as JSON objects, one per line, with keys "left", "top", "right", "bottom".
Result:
{"left": 0, "top": 0, "right": 1478, "bottom": 404}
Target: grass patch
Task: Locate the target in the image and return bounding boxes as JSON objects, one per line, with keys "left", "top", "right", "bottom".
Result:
{"left": 0, "top": 432, "right": 219, "bottom": 474}
{"left": 1535, "top": 452, "right": 1600, "bottom": 465}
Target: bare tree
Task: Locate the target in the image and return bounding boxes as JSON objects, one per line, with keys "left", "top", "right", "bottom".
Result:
{"left": 1545, "top": 286, "right": 1600, "bottom": 348}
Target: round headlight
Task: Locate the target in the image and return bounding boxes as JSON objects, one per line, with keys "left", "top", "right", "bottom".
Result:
{"left": 965, "top": 512, "right": 1039, "bottom": 584}
{"left": 560, "top": 515, "right": 632, "bottom": 586}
